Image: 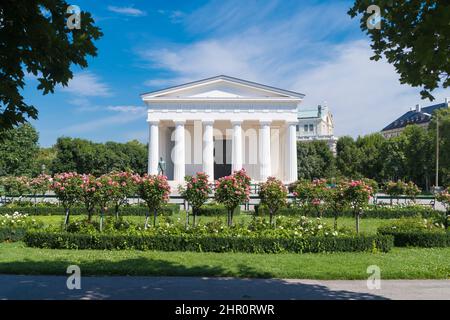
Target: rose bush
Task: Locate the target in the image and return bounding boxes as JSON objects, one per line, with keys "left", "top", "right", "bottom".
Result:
{"left": 50, "top": 172, "right": 82, "bottom": 228}
{"left": 136, "top": 174, "right": 171, "bottom": 228}
{"left": 179, "top": 172, "right": 211, "bottom": 226}
{"left": 258, "top": 177, "right": 288, "bottom": 226}
{"left": 214, "top": 169, "right": 251, "bottom": 226}
{"left": 344, "top": 180, "right": 373, "bottom": 233}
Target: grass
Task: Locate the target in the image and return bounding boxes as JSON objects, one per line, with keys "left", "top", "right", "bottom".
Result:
{"left": 0, "top": 242, "right": 448, "bottom": 279}
{"left": 32, "top": 213, "right": 392, "bottom": 234}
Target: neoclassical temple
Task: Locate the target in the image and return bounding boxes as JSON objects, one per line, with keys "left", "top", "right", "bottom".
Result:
{"left": 141, "top": 75, "right": 303, "bottom": 184}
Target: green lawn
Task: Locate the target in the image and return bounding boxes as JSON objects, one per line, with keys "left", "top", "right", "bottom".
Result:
{"left": 32, "top": 213, "right": 392, "bottom": 234}
{"left": 0, "top": 242, "right": 448, "bottom": 279}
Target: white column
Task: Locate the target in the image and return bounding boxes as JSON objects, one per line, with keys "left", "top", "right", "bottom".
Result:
{"left": 202, "top": 120, "right": 214, "bottom": 181}
{"left": 148, "top": 121, "right": 159, "bottom": 175}
{"left": 286, "top": 121, "right": 298, "bottom": 183}
{"left": 231, "top": 120, "right": 243, "bottom": 172}
{"left": 173, "top": 120, "right": 186, "bottom": 182}
{"left": 259, "top": 121, "right": 272, "bottom": 181}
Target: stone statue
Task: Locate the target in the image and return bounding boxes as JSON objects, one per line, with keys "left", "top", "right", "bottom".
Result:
{"left": 158, "top": 157, "right": 166, "bottom": 175}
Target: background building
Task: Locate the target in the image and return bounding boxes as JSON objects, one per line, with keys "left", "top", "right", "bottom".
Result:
{"left": 297, "top": 105, "right": 337, "bottom": 154}
{"left": 381, "top": 98, "right": 450, "bottom": 138}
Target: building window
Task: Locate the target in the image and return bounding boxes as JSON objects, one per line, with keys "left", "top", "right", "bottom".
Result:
{"left": 304, "top": 125, "right": 308, "bottom": 132}
{"left": 309, "top": 124, "right": 314, "bottom": 132}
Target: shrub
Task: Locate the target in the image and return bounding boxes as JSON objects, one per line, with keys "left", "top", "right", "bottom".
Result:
{"left": 136, "top": 174, "right": 171, "bottom": 228}
{"left": 0, "top": 203, "right": 180, "bottom": 216}
{"left": 197, "top": 203, "right": 240, "bottom": 216}
{"left": 50, "top": 172, "right": 83, "bottom": 227}
{"left": 214, "top": 169, "right": 251, "bottom": 226}
{"left": 258, "top": 177, "right": 288, "bottom": 225}
{"left": 377, "top": 217, "right": 449, "bottom": 247}
{"left": 436, "top": 188, "right": 450, "bottom": 229}
{"left": 179, "top": 172, "right": 212, "bottom": 226}
{"left": 0, "top": 212, "right": 44, "bottom": 242}
{"left": 24, "top": 230, "right": 393, "bottom": 253}
{"left": 344, "top": 180, "right": 373, "bottom": 233}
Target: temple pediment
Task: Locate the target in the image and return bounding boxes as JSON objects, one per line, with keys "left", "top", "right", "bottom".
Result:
{"left": 141, "top": 75, "right": 304, "bottom": 100}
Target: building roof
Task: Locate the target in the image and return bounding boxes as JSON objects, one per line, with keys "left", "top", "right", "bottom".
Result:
{"left": 381, "top": 102, "right": 448, "bottom": 131}
{"left": 298, "top": 109, "right": 319, "bottom": 119}
{"left": 141, "top": 75, "right": 305, "bottom": 99}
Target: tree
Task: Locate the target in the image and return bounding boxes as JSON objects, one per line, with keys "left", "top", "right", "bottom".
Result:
{"left": 356, "top": 133, "right": 385, "bottom": 181}
{"left": 136, "top": 174, "right": 171, "bottom": 229}
{"left": 258, "top": 177, "right": 288, "bottom": 226}
{"left": 344, "top": 180, "right": 373, "bottom": 234}
{"left": 429, "top": 108, "right": 450, "bottom": 187}
{"left": 379, "top": 136, "right": 407, "bottom": 182}
{"left": 324, "top": 180, "right": 349, "bottom": 230}
{"left": 50, "top": 172, "right": 82, "bottom": 228}
{"left": 0, "top": 0, "right": 102, "bottom": 131}
{"left": 336, "top": 136, "right": 362, "bottom": 178}
{"left": 214, "top": 169, "right": 251, "bottom": 227}
{"left": 179, "top": 172, "right": 212, "bottom": 227}
{"left": 0, "top": 124, "right": 39, "bottom": 176}
{"left": 349, "top": 1, "right": 450, "bottom": 100}
{"left": 297, "top": 141, "right": 335, "bottom": 180}
{"left": 401, "top": 125, "right": 433, "bottom": 189}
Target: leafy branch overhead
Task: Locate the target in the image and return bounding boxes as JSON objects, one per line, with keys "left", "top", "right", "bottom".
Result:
{"left": 348, "top": 0, "right": 450, "bottom": 100}
{"left": 0, "top": 0, "right": 102, "bottom": 130}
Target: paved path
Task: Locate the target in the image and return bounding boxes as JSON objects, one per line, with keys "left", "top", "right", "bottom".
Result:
{"left": 0, "top": 275, "right": 448, "bottom": 300}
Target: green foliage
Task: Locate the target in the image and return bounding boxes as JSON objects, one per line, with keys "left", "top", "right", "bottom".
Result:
{"left": 378, "top": 218, "right": 449, "bottom": 247}
{"left": 297, "top": 140, "right": 335, "bottom": 179}
{"left": 348, "top": 0, "right": 450, "bottom": 100}
{"left": 0, "top": 124, "right": 39, "bottom": 175}
{"left": 197, "top": 204, "right": 240, "bottom": 216}
{"left": 258, "top": 177, "right": 288, "bottom": 225}
{"left": 0, "top": 204, "right": 180, "bottom": 216}
{"left": 179, "top": 172, "right": 212, "bottom": 225}
{"left": 24, "top": 230, "right": 393, "bottom": 253}
{"left": 335, "top": 136, "right": 362, "bottom": 178}
{"left": 0, "top": 0, "right": 102, "bottom": 130}
{"left": 51, "top": 137, "right": 148, "bottom": 175}
{"left": 0, "top": 212, "right": 44, "bottom": 242}
{"left": 214, "top": 169, "right": 251, "bottom": 226}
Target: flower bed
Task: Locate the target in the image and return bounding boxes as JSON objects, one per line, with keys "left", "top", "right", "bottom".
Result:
{"left": 377, "top": 218, "right": 449, "bottom": 247}
{"left": 0, "top": 212, "right": 43, "bottom": 242}
{"left": 24, "top": 230, "right": 393, "bottom": 253}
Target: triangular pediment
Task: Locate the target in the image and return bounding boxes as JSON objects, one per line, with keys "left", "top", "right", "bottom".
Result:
{"left": 141, "top": 75, "right": 304, "bottom": 100}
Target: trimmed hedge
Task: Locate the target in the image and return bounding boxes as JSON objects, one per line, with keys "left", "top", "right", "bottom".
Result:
{"left": 377, "top": 230, "right": 450, "bottom": 247}
{"left": 24, "top": 230, "right": 393, "bottom": 253}
{"left": 0, "top": 204, "right": 180, "bottom": 216}
{"left": 0, "top": 227, "right": 27, "bottom": 242}
{"left": 197, "top": 204, "right": 240, "bottom": 216}
{"left": 254, "top": 205, "right": 439, "bottom": 219}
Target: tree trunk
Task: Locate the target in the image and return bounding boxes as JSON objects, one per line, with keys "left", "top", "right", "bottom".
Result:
{"left": 334, "top": 214, "right": 338, "bottom": 231}
{"left": 153, "top": 208, "right": 157, "bottom": 227}
{"left": 63, "top": 208, "right": 70, "bottom": 229}
{"left": 100, "top": 208, "right": 104, "bottom": 232}
{"left": 115, "top": 204, "right": 119, "bottom": 220}
{"left": 144, "top": 208, "right": 149, "bottom": 229}
{"left": 269, "top": 209, "right": 274, "bottom": 226}
{"left": 445, "top": 211, "right": 449, "bottom": 230}
{"left": 355, "top": 212, "right": 360, "bottom": 234}
{"left": 185, "top": 209, "right": 190, "bottom": 229}
{"left": 227, "top": 209, "right": 232, "bottom": 227}
{"left": 192, "top": 208, "right": 197, "bottom": 227}
{"left": 87, "top": 208, "right": 93, "bottom": 222}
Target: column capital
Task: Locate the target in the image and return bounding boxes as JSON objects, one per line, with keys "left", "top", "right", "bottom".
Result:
{"left": 148, "top": 120, "right": 160, "bottom": 125}
{"left": 231, "top": 120, "right": 243, "bottom": 126}
{"left": 286, "top": 120, "right": 299, "bottom": 126}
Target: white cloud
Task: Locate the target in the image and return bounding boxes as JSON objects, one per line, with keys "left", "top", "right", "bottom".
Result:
{"left": 107, "top": 6, "right": 146, "bottom": 17}
{"left": 106, "top": 105, "right": 146, "bottom": 113}
{"left": 62, "top": 105, "right": 146, "bottom": 134}
{"left": 61, "top": 72, "right": 112, "bottom": 97}
{"left": 139, "top": 1, "right": 448, "bottom": 137}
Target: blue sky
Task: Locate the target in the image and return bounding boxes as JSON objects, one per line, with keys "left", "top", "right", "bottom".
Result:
{"left": 23, "top": 0, "right": 449, "bottom": 147}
